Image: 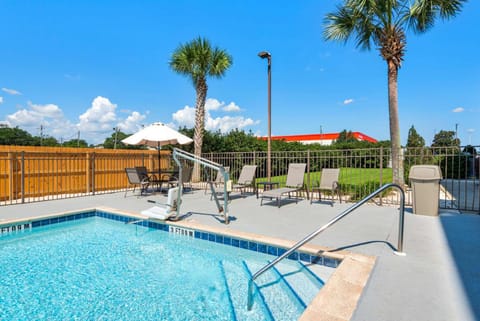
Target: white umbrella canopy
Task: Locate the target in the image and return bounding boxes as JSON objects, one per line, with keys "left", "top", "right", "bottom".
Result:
{"left": 121, "top": 122, "right": 193, "bottom": 148}
{"left": 122, "top": 123, "right": 193, "bottom": 179}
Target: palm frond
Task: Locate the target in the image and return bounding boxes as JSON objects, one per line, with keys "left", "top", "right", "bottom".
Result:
{"left": 323, "top": 5, "right": 357, "bottom": 43}
{"left": 209, "top": 48, "right": 233, "bottom": 78}
{"left": 408, "top": 0, "right": 466, "bottom": 33}
{"left": 170, "top": 37, "right": 232, "bottom": 86}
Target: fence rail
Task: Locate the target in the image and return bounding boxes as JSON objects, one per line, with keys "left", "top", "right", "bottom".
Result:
{"left": 0, "top": 145, "right": 478, "bottom": 213}
{"left": 202, "top": 146, "right": 479, "bottom": 213}
{"left": 0, "top": 146, "right": 170, "bottom": 205}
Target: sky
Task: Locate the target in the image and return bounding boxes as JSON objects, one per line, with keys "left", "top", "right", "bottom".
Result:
{"left": 0, "top": 0, "right": 479, "bottom": 146}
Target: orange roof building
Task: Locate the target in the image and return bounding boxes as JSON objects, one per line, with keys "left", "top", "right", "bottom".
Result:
{"left": 259, "top": 132, "right": 377, "bottom": 145}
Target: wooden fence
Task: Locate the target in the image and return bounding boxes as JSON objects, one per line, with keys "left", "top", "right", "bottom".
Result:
{"left": 0, "top": 146, "right": 172, "bottom": 205}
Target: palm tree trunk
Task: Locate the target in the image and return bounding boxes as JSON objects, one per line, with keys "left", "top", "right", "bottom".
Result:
{"left": 192, "top": 78, "right": 208, "bottom": 182}
{"left": 387, "top": 60, "right": 404, "bottom": 186}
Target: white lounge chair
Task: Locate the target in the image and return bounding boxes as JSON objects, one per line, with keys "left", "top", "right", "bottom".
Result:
{"left": 141, "top": 187, "right": 179, "bottom": 220}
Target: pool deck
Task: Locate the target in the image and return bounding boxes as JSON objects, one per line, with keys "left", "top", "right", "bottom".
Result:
{"left": 1, "top": 189, "right": 479, "bottom": 321}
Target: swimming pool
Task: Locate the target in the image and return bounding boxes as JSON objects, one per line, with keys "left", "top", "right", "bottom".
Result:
{"left": 0, "top": 211, "right": 337, "bottom": 321}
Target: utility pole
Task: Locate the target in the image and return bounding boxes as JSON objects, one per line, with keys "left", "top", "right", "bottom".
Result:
{"left": 77, "top": 131, "right": 80, "bottom": 147}
{"left": 39, "top": 125, "right": 44, "bottom": 146}
{"left": 113, "top": 127, "right": 119, "bottom": 149}
{"left": 455, "top": 123, "right": 458, "bottom": 140}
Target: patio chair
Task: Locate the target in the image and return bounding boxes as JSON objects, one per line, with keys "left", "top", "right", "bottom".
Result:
{"left": 260, "top": 163, "right": 306, "bottom": 207}
{"left": 310, "top": 168, "right": 341, "bottom": 206}
{"left": 124, "top": 167, "right": 151, "bottom": 197}
{"left": 141, "top": 187, "right": 179, "bottom": 220}
{"left": 167, "top": 166, "right": 194, "bottom": 192}
{"left": 233, "top": 165, "right": 257, "bottom": 195}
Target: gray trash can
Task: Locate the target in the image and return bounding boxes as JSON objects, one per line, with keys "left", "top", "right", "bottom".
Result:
{"left": 409, "top": 165, "right": 442, "bottom": 216}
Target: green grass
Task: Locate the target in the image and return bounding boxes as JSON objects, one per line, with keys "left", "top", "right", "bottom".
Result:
{"left": 257, "top": 168, "right": 393, "bottom": 187}
{"left": 254, "top": 168, "right": 394, "bottom": 200}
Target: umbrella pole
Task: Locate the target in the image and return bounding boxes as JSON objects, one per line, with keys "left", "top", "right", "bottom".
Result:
{"left": 158, "top": 143, "right": 161, "bottom": 181}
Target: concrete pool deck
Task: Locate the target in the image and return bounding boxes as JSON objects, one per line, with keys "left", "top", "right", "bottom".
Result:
{"left": 0, "top": 189, "right": 479, "bottom": 321}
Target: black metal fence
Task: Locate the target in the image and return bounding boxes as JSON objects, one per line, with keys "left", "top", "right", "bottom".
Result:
{"left": 202, "top": 146, "right": 480, "bottom": 213}
{"left": 0, "top": 146, "right": 478, "bottom": 213}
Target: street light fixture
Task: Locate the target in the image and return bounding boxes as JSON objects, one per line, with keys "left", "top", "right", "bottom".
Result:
{"left": 258, "top": 51, "right": 272, "bottom": 182}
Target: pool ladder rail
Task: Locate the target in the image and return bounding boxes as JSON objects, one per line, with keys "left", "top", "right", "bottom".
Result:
{"left": 247, "top": 183, "right": 406, "bottom": 310}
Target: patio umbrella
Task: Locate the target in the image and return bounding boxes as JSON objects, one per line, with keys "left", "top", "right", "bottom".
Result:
{"left": 121, "top": 122, "right": 193, "bottom": 177}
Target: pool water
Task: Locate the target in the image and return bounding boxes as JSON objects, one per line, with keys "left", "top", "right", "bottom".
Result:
{"left": 0, "top": 216, "right": 330, "bottom": 321}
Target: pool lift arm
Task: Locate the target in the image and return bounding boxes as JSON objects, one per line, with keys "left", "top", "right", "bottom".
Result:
{"left": 172, "top": 148, "right": 230, "bottom": 224}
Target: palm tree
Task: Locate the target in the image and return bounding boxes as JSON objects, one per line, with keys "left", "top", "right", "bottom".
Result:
{"left": 323, "top": 0, "right": 465, "bottom": 185}
{"left": 170, "top": 37, "right": 232, "bottom": 181}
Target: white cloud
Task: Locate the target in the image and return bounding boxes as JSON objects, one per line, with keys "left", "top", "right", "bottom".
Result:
{"left": 4, "top": 101, "right": 77, "bottom": 140}
{"left": 172, "top": 105, "right": 196, "bottom": 128}
{"left": 206, "top": 116, "right": 259, "bottom": 133}
{"left": 452, "top": 107, "right": 464, "bottom": 113}
{"left": 76, "top": 96, "right": 150, "bottom": 144}
{"left": 78, "top": 96, "right": 117, "bottom": 132}
{"left": 2, "top": 87, "right": 22, "bottom": 95}
{"left": 205, "top": 98, "right": 223, "bottom": 111}
{"left": 6, "top": 109, "right": 40, "bottom": 126}
{"left": 117, "top": 111, "right": 147, "bottom": 134}
{"left": 64, "top": 73, "right": 80, "bottom": 80}
{"left": 29, "top": 102, "right": 63, "bottom": 118}
{"left": 6, "top": 102, "right": 64, "bottom": 127}
{"left": 0, "top": 97, "right": 3, "bottom": 104}
{"left": 1, "top": 95, "right": 174, "bottom": 145}
{"left": 343, "top": 98, "right": 354, "bottom": 105}
{"left": 171, "top": 97, "right": 259, "bottom": 133}
{"left": 223, "top": 102, "right": 241, "bottom": 112}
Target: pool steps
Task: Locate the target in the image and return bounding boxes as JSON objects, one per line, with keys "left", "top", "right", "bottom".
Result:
{"left": 272, "top": 261, "right": 325, "bottom": 308}
{"left": 220, "top": 259, "right": 324, "bottom": 321}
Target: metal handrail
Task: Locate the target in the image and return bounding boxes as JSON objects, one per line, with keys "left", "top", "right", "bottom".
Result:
{"left": 172, "top": 148, "right": 230, "bottom": 224}
{"left": 247, "top": 183, "right": 406, "bottom": 310}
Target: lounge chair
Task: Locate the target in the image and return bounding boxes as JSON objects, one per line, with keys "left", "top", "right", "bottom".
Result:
{"left": 205, "top": 166, "right": 230, "bottom": 194}
{"left": 124, "top": 167, "right": 153, "bottom": 197}
{"left": 310, "top": 168, "right": 341, "bottom": 205}
{"left": 233, "top": 165, "right": 257, "bottom": 195}
{"left": 141, "top": 187, "right": 179, "bottom": 220}
{"left": 260, "top": 163, "right": 306, "bottom": 207}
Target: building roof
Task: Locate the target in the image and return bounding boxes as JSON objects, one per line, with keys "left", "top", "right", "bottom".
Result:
{"left": 259, "top": 132, "right": 377, "bottom": 143}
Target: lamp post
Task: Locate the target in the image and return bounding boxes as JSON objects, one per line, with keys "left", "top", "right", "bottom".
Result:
{"left": 258, "top": 51, "right": 272, "bottom": 182}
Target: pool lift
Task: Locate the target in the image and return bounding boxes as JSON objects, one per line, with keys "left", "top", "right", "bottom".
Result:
{"left": 140, "top": 148, "right": 230, "bottom": 224}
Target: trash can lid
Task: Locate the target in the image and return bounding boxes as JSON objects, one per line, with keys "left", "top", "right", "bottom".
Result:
{"left": 409, "top": 165, "right": 442, "bottom": 180}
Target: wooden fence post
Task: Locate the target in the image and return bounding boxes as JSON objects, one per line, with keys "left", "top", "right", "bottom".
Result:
{"left": 8, "top": 152, "right": 14, "bottom": 202}
{"left": 86, "top": 152, "right": 91, "bottom": 194}
{"left": 21, "top": 151, "right": 25, "bottom": 204}
{"left": 91, "top": 152, "right": 96, "bottom": 195}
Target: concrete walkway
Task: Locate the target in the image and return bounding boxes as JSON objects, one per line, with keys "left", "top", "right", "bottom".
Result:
{"left": 1, "top": 189, "right": 479, "bottom": 321}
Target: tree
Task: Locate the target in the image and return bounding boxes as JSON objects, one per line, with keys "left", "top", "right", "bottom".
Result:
{"left": 0, "top": 127, "right": 36, "bottom": 145}
{"left": 334, "top": 130, "right": 356, "bottom": 144}
{"left": 39, "top": 136, "right": 59, "bottom": 147}
{"left": 431, "top": 130, "right": 460, "bottom": 147}
{"left": 63, "top": 139, "right": 89, "bottom": 148}
{"left": 103, "top": 131, "right": 143, "bottom": 149}
{"left": 406, "top": 126, "right": 425, "bottom": 148}
{"left": 170, "top": 37, "right": 232, "bottom": 180}
{"left": 323, "top": 0, "right": 466, "bottom": 186}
